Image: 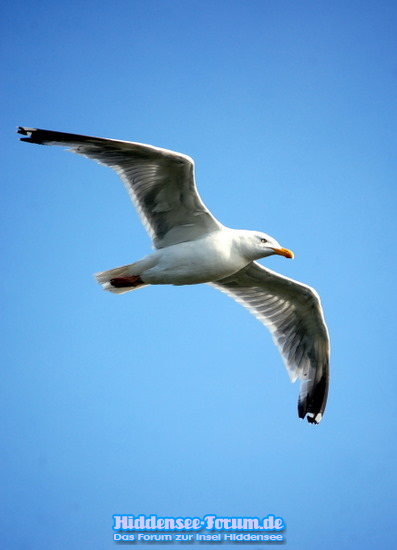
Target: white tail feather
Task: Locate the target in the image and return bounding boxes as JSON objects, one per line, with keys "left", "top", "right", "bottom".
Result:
{"left": 94, "top": 263, "right": 147, "bottom": 294}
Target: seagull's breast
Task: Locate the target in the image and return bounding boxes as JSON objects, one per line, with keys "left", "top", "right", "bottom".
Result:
{"left": 141, "top": 230, "right": 249, "bottom": 285}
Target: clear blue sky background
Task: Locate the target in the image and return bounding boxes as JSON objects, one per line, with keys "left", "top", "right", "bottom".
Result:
{"left": 2, "top": 1, "right": 397, "bottom": 549}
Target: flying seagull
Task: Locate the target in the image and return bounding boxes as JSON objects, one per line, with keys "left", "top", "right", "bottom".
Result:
{"left": 18, "top": 127, "right": 330, "bottom": 424}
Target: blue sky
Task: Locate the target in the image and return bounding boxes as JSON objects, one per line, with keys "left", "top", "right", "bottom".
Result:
{"left": 2, "top": 1, "right": 397, "bottom": 549}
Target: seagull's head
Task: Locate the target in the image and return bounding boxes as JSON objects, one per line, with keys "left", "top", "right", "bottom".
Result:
{"left": 240, "top": 230, "right": 294, "bottom": 262}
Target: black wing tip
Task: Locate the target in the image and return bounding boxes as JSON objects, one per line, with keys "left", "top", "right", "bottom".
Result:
{"left": 305, "top": 412, "right": 322, "bottom": 425}
{"left": 18, "top": 126, "right": 35, "bottom": 141}
{"left": 298, "top": 371, "right": 329, "bottom": 425}
{"left": 17, "top": 126, "right": 97, "bottom": 145}
{"left": 298, "top": 407, "right": 323, "bottom": 424}
{"left": 17, "top": 126, "right": 50, "bottom": 144}
{"left": 298, "top": 400, "right": 324, "bottom": 424}
{"left": 17, "top": 126, "right": 30, "bottom": 135}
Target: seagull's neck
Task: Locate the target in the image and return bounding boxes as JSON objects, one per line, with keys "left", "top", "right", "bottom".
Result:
{"left": 226, "top": 229, "right": 258, "bottom": 262}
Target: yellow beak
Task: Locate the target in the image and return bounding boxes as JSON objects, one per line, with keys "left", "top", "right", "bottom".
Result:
{"left": 272, "top": 247, "right": 294, "bottom": 259}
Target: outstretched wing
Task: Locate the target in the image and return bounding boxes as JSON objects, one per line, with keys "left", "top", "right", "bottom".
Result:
{"left": 209, "top": 262, "right": 330, "bottom": 424}
{"left": 18, "top": 127, "right": 223, "bottom": 248}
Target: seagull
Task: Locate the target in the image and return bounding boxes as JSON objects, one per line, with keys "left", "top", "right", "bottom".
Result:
{"left": 18, "top": 127, "right": 330, "bottom": 424}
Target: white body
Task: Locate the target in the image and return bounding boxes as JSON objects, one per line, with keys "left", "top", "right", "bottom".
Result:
{"left": 131, "top": 229, "right": 265, "bottom": 285}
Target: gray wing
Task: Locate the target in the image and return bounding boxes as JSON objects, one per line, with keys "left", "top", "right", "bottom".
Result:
{"left": 209, "top": 262, "right": 330, "bottom": 424}
{"left": 18, "top": 127, "right": 223, "bottom": 248}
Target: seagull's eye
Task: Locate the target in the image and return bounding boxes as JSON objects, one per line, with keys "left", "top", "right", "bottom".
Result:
{"left": 260, "top": 238, "right": 267, "bottom": 243}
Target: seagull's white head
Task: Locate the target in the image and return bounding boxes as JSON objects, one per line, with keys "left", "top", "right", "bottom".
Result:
{"left": 239, "top": 230, "right": 294, "bottom": 262}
